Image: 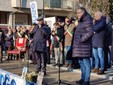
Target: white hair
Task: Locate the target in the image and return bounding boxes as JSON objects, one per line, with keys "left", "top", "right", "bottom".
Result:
{"left": 95, "top": 11, "right": 103, "bottom": 17}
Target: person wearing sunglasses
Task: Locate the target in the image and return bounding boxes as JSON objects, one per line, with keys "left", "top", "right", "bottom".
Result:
{"left": 64, "top": 17, "right": 75, "bottom": 69}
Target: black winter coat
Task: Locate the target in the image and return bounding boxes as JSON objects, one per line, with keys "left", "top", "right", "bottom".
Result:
{"left": 54, "top": 26, "right": 64, "bottom": 48}
{"left": 72, "top": 13, "right": 94, "bottom": 58}
{"left": 0, "top": 29, "right": 5, "bottom": 45}
{"left": 111, "top": 25, "right": 113, "bottom": 60}
{"left": 5, "top": 33, "right": 13, "bottom": 47}
{"left": 32, "top": 24, "right": 50, "bottom": 52}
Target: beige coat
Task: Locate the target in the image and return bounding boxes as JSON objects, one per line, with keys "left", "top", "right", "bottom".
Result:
{"left": 64, "top": 23, "right": 75, "bottom": 46}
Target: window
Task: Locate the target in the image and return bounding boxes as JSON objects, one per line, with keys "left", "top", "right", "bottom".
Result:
{"left": 50, "top": 0, "right": 61, "bottom": 8}
{"left": 44, "top": 0, "right": 50, "bottom": 7}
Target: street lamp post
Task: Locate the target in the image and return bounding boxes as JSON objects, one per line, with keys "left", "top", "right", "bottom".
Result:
{"left": 42, "top": 0, "right": 44, "bottom": 19}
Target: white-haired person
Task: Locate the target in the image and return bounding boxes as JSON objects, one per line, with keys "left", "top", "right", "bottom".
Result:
{"left": 92, "top": 11, "right": 106, "bottom": 74}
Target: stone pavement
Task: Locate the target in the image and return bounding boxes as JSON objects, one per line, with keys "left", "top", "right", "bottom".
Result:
{"left": 0, "top": 61, "right": 113, "bottom": 85}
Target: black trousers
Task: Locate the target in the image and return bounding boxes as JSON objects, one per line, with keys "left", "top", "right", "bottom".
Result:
{"left": 0, "top": 45, "right": 2, "bottom": 61}
{"left": 104, "top": 47, "right": 109, "bottom": 70}
{"left": 46, "top": 47, "right": 50, "bottom": 64}
{"left": 35, "top": 51, "right": 46, "bottom": 73}
{"left": 111, "top": 43, "right": 113, "bottom": 61}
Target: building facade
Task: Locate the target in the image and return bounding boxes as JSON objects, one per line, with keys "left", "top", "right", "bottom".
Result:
{"left": 0, "top": 0, "right": 43, "bottom": 28}
{"left": 0, "top": 0, "right": 79, "bottom": 28}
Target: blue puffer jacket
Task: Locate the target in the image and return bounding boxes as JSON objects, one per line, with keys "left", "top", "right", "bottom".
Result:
{"left": 92, "top": 17, "right": 106, "bottom": 48}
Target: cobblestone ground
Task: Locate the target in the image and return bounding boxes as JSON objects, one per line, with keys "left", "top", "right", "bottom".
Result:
{"left": 0, "top": 61, "right": 113, "bottom": 85}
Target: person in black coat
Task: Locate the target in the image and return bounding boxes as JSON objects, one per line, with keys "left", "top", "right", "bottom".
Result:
{"left": 52, "top": 21, "right": 64, "bottom": 66}
{"left": 5, "top": 28, "right": 13, "bottom": 50}
{"left": 92, "top": 11, "right": 106, "bottom": 74}
{"left": 111, "top": 23, "right": 113, "bottom": 63}
{"left": 31, "top": 16, "right": 50, "bottom": 75}
{"left": 29, "top": 25, "right": 37, "bottom": 64}
{"left": 0, "top": 28, "right": 5, "bottom": 62}
{"left": 103, "top": 17, "right": 112, "bottom": 70}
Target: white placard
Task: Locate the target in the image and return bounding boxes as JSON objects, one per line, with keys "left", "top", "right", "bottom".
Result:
{"left": 30, "top": 1, "right": 38, "bottom": 24}
{"left": 19, "top": 38, "right": 24, "bottom": 44}
{"left": 44, "top": 17, "right": 56, "bottom": 30}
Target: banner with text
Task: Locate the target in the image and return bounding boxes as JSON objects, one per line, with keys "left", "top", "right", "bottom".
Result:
{"left": 30, "top": 1, "right": 38, "bottom": 24}
{"left": 0, "top": 69, "right": 26, "bottom": 85}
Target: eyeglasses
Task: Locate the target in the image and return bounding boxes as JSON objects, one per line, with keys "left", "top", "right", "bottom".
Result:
{"left": 76, "top": 12, "right": 82, "bottom": 14}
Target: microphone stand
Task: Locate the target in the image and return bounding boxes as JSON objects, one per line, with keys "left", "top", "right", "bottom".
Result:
{"left": 27, "top": 32, "right": 31, "bottom": 73}
{"left": 27, "top": 41, "right": 30, "bottom": 72}
{"left": 48, "top": 34, "right": 72, "bottom": 85}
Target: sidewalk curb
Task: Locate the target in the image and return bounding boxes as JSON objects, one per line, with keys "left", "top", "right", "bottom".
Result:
{"left": 47, "top": 64, "right": 110, "bottom": 80}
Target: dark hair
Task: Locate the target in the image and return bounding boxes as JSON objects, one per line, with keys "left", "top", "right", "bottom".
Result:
{"left": 54, "top": 22, "right": 60, "bottom": 26}
{"left": 57, "top": 18, "right": 63, "bottom": 22}
{"left": 78, "top": 7, "right": 87, "bottom": 13}
{"left": 65, "top": 17, "right": 70, "bottom": 20}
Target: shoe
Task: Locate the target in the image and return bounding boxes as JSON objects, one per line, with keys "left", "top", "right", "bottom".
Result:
{"left": 76, "top": 79, "right": 84, "bottom": 84}
{"left": 0, "top": 59, "right": 2, "bottom": 63}
{"left": 81, "top": 81, "right": 90, "bottom": 85}
{"left": 47, "top": 62, "right": 50, "bottom": 64}
{"left": 68, "top": 64, "right": 73, "bottom": 68}
{"left": 92, "top": 68, "right": 99, "bottom": 73}
{"left": 97, "top": 69, "right": 104, "bottom": 75}
{"left": 44, "top": 71, "right": 47, "bottom": 76}
{"left": 35, "top": 70, "right": 40, "bottom": 75}
{"left": 53, "top": 63, "right": 58, "bottom": 66}
{"left": 57, "top": 64, "right": 63, "bottom": 67}
{"left": 28, "top": 60, "right": 33, "bottom": 63}
{"left": 107, "top": 65, "right": 111, "bottom": 69}
{"left": 30, "top": 61, "right": 37, "bottom": 64}
{"left": 104, "top": 68, "right": 107, "bottom": 71}
{"left": 33, "top": 62, "right": 37, "bottom": 64}
{"left": 0, "top": 57, "right": 2, "bottom": 63}
{"left": 64, "top": 63, "right": 69, "bottom": 67}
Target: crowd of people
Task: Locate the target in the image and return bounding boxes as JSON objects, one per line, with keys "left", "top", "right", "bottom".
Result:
{"left": 0, "top": 7, "right": 113, "bottom": 85}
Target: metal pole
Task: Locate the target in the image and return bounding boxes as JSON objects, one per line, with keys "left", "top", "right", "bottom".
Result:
{"left": 11, "top": 0, "right": 22, "bottom": 28}
{"left": 42, "top": 0, "right": 44, "bottom": 19}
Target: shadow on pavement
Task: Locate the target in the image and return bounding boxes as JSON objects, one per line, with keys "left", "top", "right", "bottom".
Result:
{"left": 91, "top": 79, "right": 111, "bottom": 85}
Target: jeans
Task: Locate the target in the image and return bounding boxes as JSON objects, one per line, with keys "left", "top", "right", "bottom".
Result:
{"left": 78, "top": 58, "right": 91, "bottom": 81}
{"left": 90, "top": 57, "right": 94, "bottom": 69}
{"left": 93, "top": 48, "right": 104, "bottom": 70}
{"left": 64, "top": 46, "right": 72, "bottom": 64}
